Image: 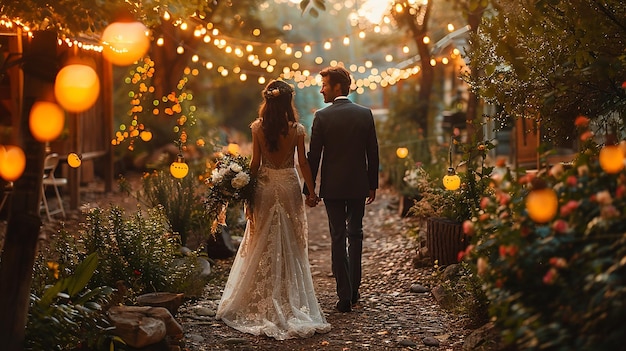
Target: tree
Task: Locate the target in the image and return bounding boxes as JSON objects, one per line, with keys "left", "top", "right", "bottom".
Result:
{"left": 467, "top": 0, "right": 626, "bottom": 142}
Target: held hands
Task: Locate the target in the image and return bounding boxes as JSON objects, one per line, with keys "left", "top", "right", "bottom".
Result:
{"left": 305, "top": 194, "right": 320, "bottom": 207}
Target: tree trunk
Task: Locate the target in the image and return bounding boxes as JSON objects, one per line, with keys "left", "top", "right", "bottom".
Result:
{"left": 0, "top": 30, "right": 57, "bottom": 350}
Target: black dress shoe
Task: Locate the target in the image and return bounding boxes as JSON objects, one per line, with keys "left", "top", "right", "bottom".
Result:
{"left": 335, "top": 300, "right": 352, "bottom": 312}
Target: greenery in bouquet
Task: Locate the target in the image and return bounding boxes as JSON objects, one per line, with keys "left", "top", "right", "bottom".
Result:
{"left": 462, "top": 123, "right": 626, "bottom": 349}
{"left": 204, "top": 152, "right": 255, "bottom": 233}
{"left": 407, "top": 129, "right": 496, "bottom": 224}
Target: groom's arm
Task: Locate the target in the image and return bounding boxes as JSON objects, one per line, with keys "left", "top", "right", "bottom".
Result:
{"left": 304, "top": 113, "right": 323, "bottom": 195}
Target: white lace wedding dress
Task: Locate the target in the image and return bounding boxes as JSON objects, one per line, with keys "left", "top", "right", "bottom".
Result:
{"left": 216, "top": 121, "right": 331, "bottom": 340}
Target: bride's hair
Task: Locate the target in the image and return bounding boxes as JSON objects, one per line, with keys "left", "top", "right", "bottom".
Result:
{"left": 258, "top": 80, "right": 298, "bottom": 152}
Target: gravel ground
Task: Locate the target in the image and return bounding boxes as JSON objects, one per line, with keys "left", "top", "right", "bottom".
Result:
{"left": 178, "top": 187, "right": 472, "bottom": 351}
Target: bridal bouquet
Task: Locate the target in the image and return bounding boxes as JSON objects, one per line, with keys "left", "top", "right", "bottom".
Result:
{"left": 204, "top": 153, "right": 255, "bottom": 233}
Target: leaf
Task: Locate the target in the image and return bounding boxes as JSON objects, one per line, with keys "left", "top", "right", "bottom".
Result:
{"left": 67, "top": 253, "right": 99, "bottom": 297}
{"left": 299, "top": 0, "right": 310, "bottom": 12}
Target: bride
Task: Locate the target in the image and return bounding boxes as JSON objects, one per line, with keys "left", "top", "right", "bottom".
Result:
{"left": 216, "top": 79, "right": 331, "bottom": 340}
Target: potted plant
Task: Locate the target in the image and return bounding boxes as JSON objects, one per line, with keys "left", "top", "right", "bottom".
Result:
{"left": 407, "top": 132, "right": 495, "bottom": 265}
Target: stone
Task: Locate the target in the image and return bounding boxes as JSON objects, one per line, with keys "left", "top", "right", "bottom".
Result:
{"left": 108, "top": 306, "right": 184, "bottom": 348}
{"left": 410, "top": 284, "right": 430, "bottom": 293}
{"left": 423, "top": 336, "right": 440, "bottom": 347}
{"left": 137, "top": 292, "right": 185, "bottom": 316}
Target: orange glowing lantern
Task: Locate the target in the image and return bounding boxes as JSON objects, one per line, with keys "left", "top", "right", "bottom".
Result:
{"left": 140, "top": 130, "right": 153, "bottom": 142}
{"left": 442, "top": 168, "right": 461, "bottom": 191}
{"left": 54, "top": 64, "right": 100, "bottom": 113}
{"left": 396, "top": 147, "right": 409, "bottom": 159}
{"left": 0, "top": 145, "right": 26, "bottom": 181}
{"left": 227, "top": 143, "right": 240, "bottom": 156}
{"left": 29, "top": 101, "right": 65, "bottom": 142}
{"left": 599, "top": 144, "right": 625, "bottom": 174}
{"left": 525, "top": 187, "right": 558, "bottom": 223}
{"left": 67, "top": 153, "right": 82, "bottom": 168}
{"left": 101, "top": 21, "right": 150, "bottom": 66}
{"left": 170, "top": 155, "right": 189, "bottom": 179}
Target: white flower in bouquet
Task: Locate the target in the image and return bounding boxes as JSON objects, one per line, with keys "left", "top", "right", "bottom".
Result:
{"left": 229, "top": 163, "right": 243, "bottom": 173}
{"left": 211, "top": 168, "right": 225, "bottom": 183}
{"left": 231, "top": 171, "right": 250, "bottom": 189}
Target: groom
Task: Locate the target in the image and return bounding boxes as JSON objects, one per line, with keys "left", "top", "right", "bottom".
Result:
{"left": 305, "top": 65, "right": 379, "bottom": 313}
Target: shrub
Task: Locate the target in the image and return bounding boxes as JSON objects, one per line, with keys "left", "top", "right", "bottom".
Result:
{"left": 407, "top": 132, "right": 495, "bottom": 223}
{"left": 464, "top": 139, "right": 626, "bottom": 350}
{"left": 81, "top": 206, "right": 208, "bottom": 300}
{"left": 120, "top": 170, "right": 211, "bottom": 248}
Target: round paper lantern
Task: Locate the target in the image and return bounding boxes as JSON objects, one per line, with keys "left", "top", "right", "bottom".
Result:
{"left": 599, "top": 145, "right": 625, "bottom": 174}
{"left": 140, "top": 130, "right": 152, "bottom": 142}
{"left": 101, "top": 21, "right": 150, "bottom": 66}
{"left": 227, "top": 143, "right": 240, "bottom": 156}
{"left": 396, "top": 147, "right": 409, "bottom": 159}
{"left": 170, "top": 155, "right": 189, "bottom": 179}
{"left": 67, "top": 153, "right": 82, "bottom": 168}
{"left": 0, "top": 145, "right": 26, "bottom": 181}
{"left": 443, "top": 168, "right": 461, "bottom": 191}
{"left": 29, "top": 101, "right": 65, "bottom": 142}
{"left": 525, "top": 188, "right": 558, "bottom": 223}
{"left": 54, "top": 64, "right": 100, "bottom": 113}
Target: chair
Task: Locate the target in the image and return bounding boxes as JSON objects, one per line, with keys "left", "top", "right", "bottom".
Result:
{"left": 41, "top": 153, "right": 67, "bottom": 221}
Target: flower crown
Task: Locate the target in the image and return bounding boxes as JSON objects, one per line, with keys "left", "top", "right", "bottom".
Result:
{"left": 263, "top": 83, "right": 294, "bottom": 99}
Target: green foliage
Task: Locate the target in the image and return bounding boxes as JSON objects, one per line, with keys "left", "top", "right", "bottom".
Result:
{"left": 25, "top": 253, "right": 114, "bottom": 351}
{"left": 121, "top": 170, "right": 210, "bottom": 247}
{"left": 465, "top": 140, "right": 626, "bottom": 349}
{"left": 406, "top": 131, "right": 495, "bottom": 223}
{"left": 466, "top": 0, "right": 626, "bottom": 141}
{"left": 81, "top": 206, "right": 208, "bottom": 300}
{"left": 431, "top": 261, "right": 489, "bottom": 329}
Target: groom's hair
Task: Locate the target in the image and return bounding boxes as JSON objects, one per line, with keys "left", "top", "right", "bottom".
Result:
{"left": 320, "top": 66, "right": 351, "bottom": 96}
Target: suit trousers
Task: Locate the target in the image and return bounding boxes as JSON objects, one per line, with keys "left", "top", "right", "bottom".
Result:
{"left": 323, "top": 198, "right": 365, "bottom": 304}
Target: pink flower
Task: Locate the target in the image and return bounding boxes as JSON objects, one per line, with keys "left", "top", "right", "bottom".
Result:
{"left": 574, "top": 115, "right": 590, "bottom": 128}
{"left": 580, "top": 131, "right": 593, "bottom": 141}
{"left": 497, "top": 191, "right": 511, "bottom": 206}
{"left": 566, "top": 175, "right": 578, "bottom": 187}
{"left": 549, "top": 257, "right": 568, "bottom": 268}
{"left": 480, "top": 197, "right": 491, "bottom": 209}
{"left": 552, "top": 219, "right": 569, "bottom": 233}
{"left": 600, "top": 205, "right": 620, "bottom": 219}
{"left": 462, "top": 220, "right": 475, "bottom": 236}
{"left": 596, "top": 190, "right": 613, "bottom": 205}
{"left": 549, "top": 164, "right": 564, "bottom": 178}
{"left": 543, "top": 268, "right": 558, "bottom": 285}
{"left": 457, "top": 250, "right": 466, "bottom": 262}
{"left": 559, "top": 200, "right": 579, "bottom": 217}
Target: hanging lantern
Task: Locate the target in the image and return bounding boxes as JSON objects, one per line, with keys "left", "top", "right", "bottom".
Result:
{"left": 101, "top": 21, "right": 150, "bottom": 66}
{"left": 54, "top": 64, "right": 100, "bottom": 113}
{"left": 599, "top": 144, "right": 625, "bottom": 174}
{"left": 396, "top": 147, "right": 409, "bottom": 159}
{"left": 29, "top": 101, "right": 65, "bottom": 142}
{"left": 140, "top": 130, "right": 153, "bottom": 142}
{"left": 526, "top": 187, "right": 558, "bottom": 223}
{"left": 442, "top": 167, "right": 461, "bottom": 191}
{"left": 170, "top": 155, "right": 189, "bottom": 179}
{"left": 67, "top": 152, "right": 82, "bottom": 168}
{"left": 227, "top": 143, "right": 240, "bottom": 156}
{"left": 0, "top": 145, "right": 26, "bottom": 181}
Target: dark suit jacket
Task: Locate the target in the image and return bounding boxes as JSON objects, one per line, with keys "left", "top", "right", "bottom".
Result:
{"left": 307, "top": 98, "right": 379, "bottom": 199}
